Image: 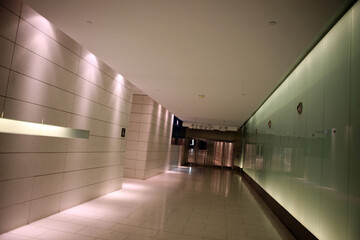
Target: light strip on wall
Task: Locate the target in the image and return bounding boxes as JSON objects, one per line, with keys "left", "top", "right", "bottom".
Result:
{"left": 0, "top": 118, "right": 89, "bottom": 139}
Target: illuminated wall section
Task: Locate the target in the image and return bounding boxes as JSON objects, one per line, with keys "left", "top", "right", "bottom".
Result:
{"left": 124, "top": 95, "right": 179, "bottom": 180}
{"left": 0, "top": 0, "right": 132, "bottom": 233}
{"left": 242, "top": 2, "right": 360, "bottom": 239}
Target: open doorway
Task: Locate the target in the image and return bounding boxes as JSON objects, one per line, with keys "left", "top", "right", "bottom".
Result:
{"left": 186, "top": 139, "right": 234, "bottom": 168}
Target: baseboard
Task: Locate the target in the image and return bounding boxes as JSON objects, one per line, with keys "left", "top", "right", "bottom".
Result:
{"left": 242, "top": 171, "right": 318, "bottom": 240}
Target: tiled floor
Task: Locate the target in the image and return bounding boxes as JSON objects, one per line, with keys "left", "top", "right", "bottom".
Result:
{"left": 0, "top": 167, "right": 295, "bottom": 240}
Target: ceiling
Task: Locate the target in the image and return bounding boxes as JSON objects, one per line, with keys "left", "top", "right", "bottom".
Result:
{"left": 24, "top": 0, "right": 347, "bottom": 127}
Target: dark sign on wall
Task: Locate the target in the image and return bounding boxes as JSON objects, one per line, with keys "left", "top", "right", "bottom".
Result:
{"left": 172, "top": 115, "right": 186, "bottom": 145}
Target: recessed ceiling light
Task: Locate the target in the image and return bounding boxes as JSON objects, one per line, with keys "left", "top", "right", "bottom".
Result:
{"left": 86, "top": 20, "right": 93, "bottom": 24}
{"left": 198, "top": 94, "right": 205, "bottom": 99}
{"left": 269, "top": 21, "right": 277, "bottom": 25}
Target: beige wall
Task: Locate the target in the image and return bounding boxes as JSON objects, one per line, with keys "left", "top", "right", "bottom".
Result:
{"left": 124, "top": 95, "right": 179, "bottom": 180}
{"left": 0, "top": 1, "right": 133, "bottom": 233}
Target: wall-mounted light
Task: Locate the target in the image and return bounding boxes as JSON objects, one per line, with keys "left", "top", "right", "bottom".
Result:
{"left": 269, "top": 20, "right": 277, "bottom": 25}
{"left": 297, "top": 102, "right": 303, "bottom": 114}
{"left": 0, "top": 118, "right": 89, "bottom": 139}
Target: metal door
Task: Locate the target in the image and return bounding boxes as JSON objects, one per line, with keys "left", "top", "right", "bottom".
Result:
{"left": 213, "top": 141, "right": 234, "bottom": 167}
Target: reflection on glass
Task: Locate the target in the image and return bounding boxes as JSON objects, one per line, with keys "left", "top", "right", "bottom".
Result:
{"left": 213, "top": 141, "right": 224, "bottom": 166}
{"left": 196, "top": 150, "right": 207, "bottom": 165}
{"left": 283, "top": 147, "right": 292, "bottom": 172}
{"left": 187, "top": 148, "right": 195, "bottom": 163}
{"left": 241, "top": 2, "right": 360, "bottom": 239}
{"left": 223, "top": 142, "right": 234, "bottom": 167}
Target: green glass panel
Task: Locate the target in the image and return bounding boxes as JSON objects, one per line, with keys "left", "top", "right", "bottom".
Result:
{"left": 281, "top": 71, "right": 296, "bottom": 212}
{"left": 263, "top": 95, "right": 274, "bottom": 194}
{"left": 280, "top": 82, "right": 291, "bottom": 203}
{"left": 289, "top": 60, "right": 308, "bottom": 222}
{"left": 348, "top": 2, "right": 360, "bottom": 240}
{"left": 273, "top": 82, "right": 288, "bottom": 205}
{"left": 302, "top": 39, "right": 326, "bottom": 238}
{"left": 242, "top": 4, "right": 358, "bottom": 240}
{"left": 320, "top": 12, "right": 351, "bottom": 240}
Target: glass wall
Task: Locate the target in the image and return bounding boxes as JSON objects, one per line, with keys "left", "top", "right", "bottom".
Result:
{"left": 242, "top": 2, "right": 360, "bottom": 239}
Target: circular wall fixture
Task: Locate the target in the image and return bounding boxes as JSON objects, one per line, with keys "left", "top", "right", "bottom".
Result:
{"left": 269, "top": 21, "right": 277, "bottom": 25}
{"left": 268, "top": 120, "right": 272, "bottom": 128}
{"left": 297, "top": 102, "right": 303, "bottom": 114}
{"left": 198, "top": 94, "right": 205, "bottom": 99}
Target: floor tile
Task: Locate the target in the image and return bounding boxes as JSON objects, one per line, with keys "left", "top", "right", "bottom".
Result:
{"left": 154, "top": 231, "right": 202, "bottom": 240}
{"left": 0, "top": 167, "right": 294, "bottom": 240}
{"left": 37, "top": 230, "right": 94, "bottom": 240}
{"left": 10, "top": 225, "right": 48, "bottom": 237}
{"left": 76, "top": 227, "right": 129, "bottom": 240}
{"left": 70, "top": 216, "right": 116, "bottom": 229}
{"left": 0, "top": 233, "right": 40, "bottom": 240}
{"left": 125, "top": 234, "right": 154, "bottom": 240}
{"left": 111, "top": 224, "right": 158, "bottom": 237}
{"left": 30, "top": 219, "right": 85, "bottom": 233}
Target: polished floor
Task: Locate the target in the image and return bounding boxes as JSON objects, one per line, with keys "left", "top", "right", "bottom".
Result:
{"left": 0, "top": 167, "right": 295, "bottom": 240}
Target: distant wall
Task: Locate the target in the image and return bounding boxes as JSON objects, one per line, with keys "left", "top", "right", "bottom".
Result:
{"left": 124, "top": 95, "right": 178, "bottom": 179}
{"left": 0, "top": 1, "right": 132, "bottom": 233}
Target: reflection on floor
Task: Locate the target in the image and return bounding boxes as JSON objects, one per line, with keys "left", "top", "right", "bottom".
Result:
{"left": 0, "top": 167, "right": 295, "bottom": 240}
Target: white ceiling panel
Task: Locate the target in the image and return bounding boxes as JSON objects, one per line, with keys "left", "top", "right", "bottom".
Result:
{"left": 23, "top": 0, "right": 348, "bottom": 126}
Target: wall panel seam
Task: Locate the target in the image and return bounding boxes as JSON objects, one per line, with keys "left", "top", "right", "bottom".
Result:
{"left": 3, "top": 96, "right": 129, "bottom": 126}
{"left": 19, "top": 16, "right": 81, "bottom": 57}
{"left": 0, "top": 3, "right": 20, "bottom": 16}
{"left": 61, "top": 177, "right": 123, "bottom": 193}
{"left": 0, "top": 33, "right": 16, "bottom": 44}
{"left": 12, "top": 43, "right": 132, "bottom": 104}
{"left": 2, "top": 5, "right": 20, "bottom": 114}
{"left": 9, "top": 65, "right": 131, "bottom": 113}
